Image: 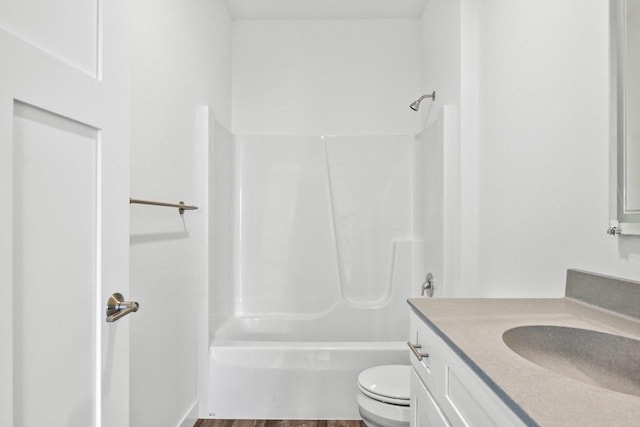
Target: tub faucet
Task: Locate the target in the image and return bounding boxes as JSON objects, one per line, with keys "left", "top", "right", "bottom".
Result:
{"left": 421, "top": 273, "right": 434, "bottom": 297}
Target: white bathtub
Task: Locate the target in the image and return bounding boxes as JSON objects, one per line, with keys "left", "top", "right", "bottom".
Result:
{"left": 206, "top": 316, "right": 409, "bottom": 419}
{"left": 205, "top": 133, "right": 426, "bottom": 419}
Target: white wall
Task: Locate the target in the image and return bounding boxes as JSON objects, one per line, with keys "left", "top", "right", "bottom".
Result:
{"left": 422, "top": 0, "right": 640, "bottom": 297}
{"left": 129, "top": 1, "right": 231, "bottom": 426}
{"left": 232, "top": 19, "right": 421, "bottom": 135}
{"left": 475, "top": 0, "right": 640, "bottom": 296}
{"left": 420, "top": 0, "right": 461, "bottom": 123}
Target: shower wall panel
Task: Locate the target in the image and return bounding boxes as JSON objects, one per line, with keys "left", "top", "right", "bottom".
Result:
{"left": 325, "top": 135, "right": 412, "bottom": 307}
{"left": 415, "top": 114, "right": 443, "bottom": 296}
{"left": 211, "top": 120, "right": 235, "bottom": 333}
{"left": 412, "top": 106, "right": 458, "bottom": 297}
{"left": 235, "top": 134, "right": 413, "bottom": 317}
{"left": 237, "top": 135, "right": 340, "bottom": 316}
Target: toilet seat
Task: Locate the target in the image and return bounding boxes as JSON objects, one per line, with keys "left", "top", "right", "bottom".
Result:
{"left": 358, "top": 384, "right": 410, "bottom": 406}
{"left": 358, "top": 365, "right": 410, "bottom": 406}
{"left": 357, "top": 393, "right": 410, "bottom": 427}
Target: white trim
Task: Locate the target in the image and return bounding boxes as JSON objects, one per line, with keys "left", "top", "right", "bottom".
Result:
{"left": 177, "top": 401, "right": 199, "bottom": 427}
{"left": 195, "top": 106, "right": 211, "bottom": 418}
{"left": 619, "top": 222, "right": 640, "bottom": 235}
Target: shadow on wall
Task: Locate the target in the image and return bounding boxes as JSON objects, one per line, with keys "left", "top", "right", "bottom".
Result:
{"left": 130, "top": 204, "right": 192, "bottom": 245}
{"left": 130, "top": 231, "right": 190, "bottom": 245}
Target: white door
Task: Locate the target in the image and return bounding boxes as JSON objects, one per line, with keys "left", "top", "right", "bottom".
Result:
{"left": 0, "top": 1, "right": 130, "bottom": 426}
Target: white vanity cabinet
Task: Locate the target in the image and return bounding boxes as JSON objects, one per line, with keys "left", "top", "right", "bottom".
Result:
{"left": 410, "top": 368, "right": 450, "bottom": 427}
{"left": 408, "top": 310, "right": 527, "bottom": 427}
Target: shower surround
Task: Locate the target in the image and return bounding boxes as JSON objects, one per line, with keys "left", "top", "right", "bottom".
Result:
{"left": 207, "top": 133, "right": 426, "bottom": 418}
{"left": 238, "top": 135, "right": 413, "bottom": 312}
{"left": 207, "top": 13, "right": 426, "bottom": 420}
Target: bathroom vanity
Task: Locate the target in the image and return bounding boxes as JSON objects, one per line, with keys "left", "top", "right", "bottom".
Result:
{"left": 407, "top": 270, "right": 640, "bottom": 427}
{"left": 408, "top": 309, "right": 526, "bottom": 427}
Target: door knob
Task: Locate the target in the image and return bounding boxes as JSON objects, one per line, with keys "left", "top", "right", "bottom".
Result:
{"left": 106, "top": 293, "right": 139, "bottom": 323}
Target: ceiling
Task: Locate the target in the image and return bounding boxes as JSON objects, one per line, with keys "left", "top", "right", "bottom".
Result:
{"left": 222, "top": 0, "right": 429, "bottom": 20}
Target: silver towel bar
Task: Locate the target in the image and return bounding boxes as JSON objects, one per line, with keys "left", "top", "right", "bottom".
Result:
{"left": 129, "top": 197, "right": 198, "bottom": 214}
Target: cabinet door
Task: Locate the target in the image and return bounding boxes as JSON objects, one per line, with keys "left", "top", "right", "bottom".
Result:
{"left": 411, "top": 368, "right": 451, "bottom": 427}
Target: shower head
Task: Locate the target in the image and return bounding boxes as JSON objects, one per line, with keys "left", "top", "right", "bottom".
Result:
{"left": 409, "top": 91, "right": 436, "bottom": 111}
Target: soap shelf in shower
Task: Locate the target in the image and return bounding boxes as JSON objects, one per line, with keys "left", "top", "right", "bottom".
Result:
{"left": 129, "top": 197, "right": 198, "bottom": 215}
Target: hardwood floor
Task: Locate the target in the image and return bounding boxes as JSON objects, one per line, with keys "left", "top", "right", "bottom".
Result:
{"left": 194, "top": 420, "right": 366, "bottom": 427}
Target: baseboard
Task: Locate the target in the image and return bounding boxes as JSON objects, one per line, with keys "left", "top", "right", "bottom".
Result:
{"left": 178, "top": 400, "right": 199, "bottom": 427}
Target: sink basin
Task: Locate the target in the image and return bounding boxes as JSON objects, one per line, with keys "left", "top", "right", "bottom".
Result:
{"left": 502, "top": 325, "right": 640, "bottom": 396}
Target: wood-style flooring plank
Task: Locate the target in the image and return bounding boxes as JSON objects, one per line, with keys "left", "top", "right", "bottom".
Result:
{"left": 194, "top": 420, "right": 366, "bottom": 427}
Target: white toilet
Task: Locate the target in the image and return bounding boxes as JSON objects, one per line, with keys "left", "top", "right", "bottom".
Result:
{"left": 357, "top": 365, "right": 410, "bottom": 427}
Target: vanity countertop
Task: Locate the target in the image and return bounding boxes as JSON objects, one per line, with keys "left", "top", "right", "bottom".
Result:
{"left": 408, "top": 271, "right": 640, "bottom": 427}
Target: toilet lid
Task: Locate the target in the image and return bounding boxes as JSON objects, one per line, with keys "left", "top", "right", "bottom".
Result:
{"left": 358, "top": 365, "right": 410, "bottom": 404}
